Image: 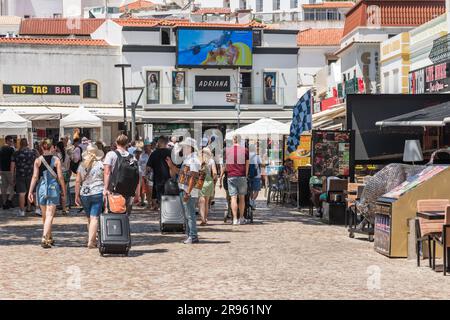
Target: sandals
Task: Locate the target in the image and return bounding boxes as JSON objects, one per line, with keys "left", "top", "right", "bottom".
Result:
{"left": 41, "top": 237, "right": 52, "bottom": 249}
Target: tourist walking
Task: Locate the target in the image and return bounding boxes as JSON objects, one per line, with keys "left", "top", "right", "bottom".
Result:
{"left": 139, "top": 142, "right": 154, "bottom": 209}
{"left": 225, "top": 135, "right": 249, "bottom": 225}
{"left": 28, "top": 139, "right": 66, "bottom": 248}
{"left": 146, "top": 136, "right": 172, "bottom": 209}
{"left": 103, "top": 134, "right": 139, "bottom": 215}
{"left": 11, "top": 138, "right": 36, "bottom": 217}
{"left": 69, "top": 138, "right": 82, "bottom": 174}
{"left": 0, "top": 135, "right": 15, "bottom": 210}
{"left": 56, "top": 141, "right": 71, "bottom": 215}
{"left": 198, "top": 147, "right": 217, "bottom": 226}
{"left": 166, "top": 137, "right": 202, "bottom": 244}
{"left": 248, "top": 144, "right": 263, "bottom": 209}
{"left": 75, "top": 144, "right": 104, "bottom": 249}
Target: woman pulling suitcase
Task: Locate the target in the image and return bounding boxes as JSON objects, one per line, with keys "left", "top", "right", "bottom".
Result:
{"left": 28, "top": 139, "right": 67, "bottom": 248}
{"left": 74, "top": 144, "right": 105, "bottom": 249}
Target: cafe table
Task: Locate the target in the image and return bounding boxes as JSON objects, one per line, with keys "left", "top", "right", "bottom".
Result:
{"left": 416, "top": 211, "right": 449, "bottom": 273}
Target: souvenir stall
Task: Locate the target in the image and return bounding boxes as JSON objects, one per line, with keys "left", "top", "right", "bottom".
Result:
{"left": 0, "top": 109, "right": 33, "bottom": 146}
{"left": 374, "top": 165, "right": 450, "bottom": 258}
{"left": 311, "top": 130, "right": 354, "bottom": 224}
{"left": 59, "top": 106, "right": 103, "bottom": 142}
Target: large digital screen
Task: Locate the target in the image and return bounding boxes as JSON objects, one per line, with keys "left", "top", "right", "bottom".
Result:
{"left": 177, "top": 29, "right": 253, "bottom": 68}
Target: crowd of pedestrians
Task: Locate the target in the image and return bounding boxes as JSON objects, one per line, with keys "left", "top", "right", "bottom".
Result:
{"left": 0, "top": 131, "right": 262, "bottom": 248}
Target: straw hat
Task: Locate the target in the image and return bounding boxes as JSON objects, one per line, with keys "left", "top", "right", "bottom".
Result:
{"left": 82, "top": 143, "right": 104, "bottom": 161}
{"left": 178, "top": 137, "right": 198, "bottom": 152}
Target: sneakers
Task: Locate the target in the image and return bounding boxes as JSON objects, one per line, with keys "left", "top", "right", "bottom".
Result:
{"left": 35, "top": 208, "right": 42, "bottom": 217}
{"left": 17, "top": 209, "right": 25, "bottom": 217}
{"left": 232, "top": 219, "right": 240, "bottom": 225}
{"left": 240, "top": 217, "right": 248, "bottom": 225}
{"left": 183, "top": 236, "right": 199, "bottom": 244}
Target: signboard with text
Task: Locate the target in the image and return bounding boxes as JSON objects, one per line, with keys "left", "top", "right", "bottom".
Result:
{"left": 3, "top": 84, "right": 80, "bottom": 96}
{"left": 195, "top": 76, "right": 231, "bottom": 92}
{"left": 409, "top": 61, "right": 450, "bottom": 94}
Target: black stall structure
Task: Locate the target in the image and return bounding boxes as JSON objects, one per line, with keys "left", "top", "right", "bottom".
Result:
{"left": 346, "top": 94, "right": 450, "bottom": 166}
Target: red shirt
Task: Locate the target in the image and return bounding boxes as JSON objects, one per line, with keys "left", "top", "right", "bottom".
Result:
{"left": 225, "top": 145, "right": 249, "bottom": 177}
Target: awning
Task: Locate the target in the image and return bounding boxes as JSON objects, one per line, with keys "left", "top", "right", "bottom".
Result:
{"left": 282, "top": 103, "right": 346, "bottom": 131}
{"left": 60, "top": 106, "right": 102, "bottom": 128}
{"left": 225, "top": 118, "right": 290, "bottom": 140}
{"left": 376, "top": 101, "right": 450, "bottom": 127}
{"left": 137, "top": 109, "right": 294, "bottom": 123}
{"left": 0, "top": 109, "right": 32, "bottom": 137}
{"left": 0, "top": 103, "right": 140, "bottom": 122}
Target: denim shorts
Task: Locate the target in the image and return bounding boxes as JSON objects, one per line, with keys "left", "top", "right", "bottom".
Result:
{"left": 37, "top": 180, "right": 61, "bottom": 206}
{"left": 249, "top": 177, "right": 261, "bottom": 192}
{"left": 81, "top": 193, "right": 104, "bottom": 218}
{"left": 227, "top": 176, "right": 248, "bottom": 197}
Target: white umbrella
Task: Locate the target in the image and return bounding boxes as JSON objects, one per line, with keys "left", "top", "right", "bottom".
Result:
{"left": 0, "top": 109, "right": 32, "bottom": 137}
{"left": 225, "top": 118, "right": 290, "bottom": 140}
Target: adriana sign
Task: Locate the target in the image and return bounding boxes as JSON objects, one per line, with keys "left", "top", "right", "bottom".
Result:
{"left": 195, "top": 76, "right": 230, "bottom": 92}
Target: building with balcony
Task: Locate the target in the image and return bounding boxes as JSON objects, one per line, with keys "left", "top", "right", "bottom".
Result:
{"left": 0, "top": 37, "right": 123, "bottom": 145}
{"left": 336, "top": 0, "right": 445, "bottom": 96}
{"left": 92, "top": 18, "right": 299, "bottom": 134}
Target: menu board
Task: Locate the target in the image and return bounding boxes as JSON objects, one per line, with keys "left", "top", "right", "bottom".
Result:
{"left": 312, "top": 130, "right": 352, "bottom": 177}
{"left": 285, "top": 134, "right": 311, "bottom": 168}
{"left": 383, "top": 165, "right": 448, "bottom": 199}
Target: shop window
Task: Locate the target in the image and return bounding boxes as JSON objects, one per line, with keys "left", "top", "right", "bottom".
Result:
{"left": 83, "top": 82, "right": 98, "bottom": 99}
{"left": 161, "top": 28, "right": 171, "bottom": 45}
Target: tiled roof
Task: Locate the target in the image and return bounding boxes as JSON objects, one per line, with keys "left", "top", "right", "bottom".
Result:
{"left": 19, "top": 18, "right": 105, "bottom": 35}
{"left": 119, "top": 0, "right": 156, "bottom": 13}
{"left": 343, "top": 0, "right": 445, "bottom": 37}
{"left": 192, "top": 8, "right": 232, "bottom": 15}
{"left": 303, "top": 1, "right": 355, "bottom": 9}
{"left": 0, "top": 16, "right": 21, "bottom": 25}
{"left": 297, "top": 28, "right": 343, "bottom": 46}
{"left": 114, "top": 18, "right": 266, "bottom": 29}
{"left": 0, "top": 38, "right": 109, "bottom": 47}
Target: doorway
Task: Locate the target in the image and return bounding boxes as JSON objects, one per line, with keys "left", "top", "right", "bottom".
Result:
{"left": 240, "top": 72, "right": 252, "bottom": 104}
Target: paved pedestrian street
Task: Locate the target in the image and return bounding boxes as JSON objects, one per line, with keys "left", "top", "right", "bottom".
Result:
{"left": 1, "top": 190, "right": 450, "bottom": 300}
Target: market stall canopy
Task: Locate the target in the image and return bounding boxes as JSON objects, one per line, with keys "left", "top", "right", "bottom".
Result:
{"left": 0, "top": 108, "right": 32, "bottom": 137}
{"left": 376, "top": 101, "right": 450, "bottom": 127}
{"left": 60, "top": 106, "right": 102, "bottom": 128}
{"left": 225, "top": 118, "right": 290, "bottom": 140}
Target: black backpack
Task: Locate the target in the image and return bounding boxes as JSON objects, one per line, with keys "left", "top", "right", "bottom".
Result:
{"left": 164, "top": 178, "right": 180, "bottom": 196}
{"left": 69, "top": 146, "right": 82, "bottom": 174}
{"left": 108, "top": 151, "right": 139, "bottom": 197}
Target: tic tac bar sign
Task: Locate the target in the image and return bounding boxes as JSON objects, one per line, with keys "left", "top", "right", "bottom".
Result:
{"left": 195, "top": 76, "right": 230, "bottom": 92}
{"left": 3, "top": 84, "right": 80, "bottom": 95}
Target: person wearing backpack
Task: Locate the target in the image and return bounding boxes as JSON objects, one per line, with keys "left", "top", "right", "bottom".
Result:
{"left": 103, "top": 134, "right": 140, "bottom": 215}
{"left": 28, "top": 139, "right": 66, "bottom": 249}
{"left": 69, "top": 137, "right": 82, "bottom": 175}
{"left": 75, "top": 144, "right": 104, "bottom": 249}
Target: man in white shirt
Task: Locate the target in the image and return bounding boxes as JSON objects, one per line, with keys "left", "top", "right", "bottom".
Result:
{"left": 166, "top": 137, "right": 201, "bottom": 244}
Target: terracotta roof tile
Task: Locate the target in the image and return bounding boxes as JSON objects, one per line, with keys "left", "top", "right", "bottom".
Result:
{"left": 114, "top": 18, "right": 266, "bottom": 29}
{"left": 19, "top": 18, "right": 105, "bottom": 36}
{"left": 343, "top": 0, "right": 445, "bottom": 37}
{"left": 297, "top": 28, "right": 343, "bottom": 46}
{"left": 303, "top": 1, "right": 355, "bottom": 9}
{"left": 119, "top": 0, "right": 156, "bottom": 13}
{"left": 0, "top": 37, "right": 109, "bottom": 46}
{"left": 192, "top": 8, "right": 232, "bottom": 15}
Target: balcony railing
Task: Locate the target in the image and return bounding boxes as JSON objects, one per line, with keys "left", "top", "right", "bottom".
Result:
{"left": 238, "top": 87, "right": 284, "bottom": 106}
{"left": 145, "top": 87, "right": 193, "bottom": 105}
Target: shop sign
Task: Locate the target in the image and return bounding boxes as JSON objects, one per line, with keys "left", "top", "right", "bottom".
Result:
{"left": 429, "top": 34, "right": 450, "bottom": 64}
{"left": 409, "top": 62, "right": 450, "bottom": 94}
{"left": 344, "top": 78, "right": 358, "bottom": 95}
{"left": 320, "top": 96, "right": 339, "bottom": 111}
{"left": 195, "top": 76, "right": 230, "bottom": 92}
{"left": 3, "top": 84, "right": 80, "bottom": 95}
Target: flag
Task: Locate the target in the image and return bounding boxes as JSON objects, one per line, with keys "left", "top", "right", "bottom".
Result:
{"left": 287, "top": 90, "right": 312, "bottom": 153}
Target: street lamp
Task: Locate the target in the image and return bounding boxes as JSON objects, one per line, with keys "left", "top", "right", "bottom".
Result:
{"left": 115, "top": 63, "right": 132, "bottom": 136}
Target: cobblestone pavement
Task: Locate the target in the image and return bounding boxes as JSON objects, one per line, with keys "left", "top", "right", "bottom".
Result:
{"left": 1, "top": 188, "right": 450, "bottom": 300}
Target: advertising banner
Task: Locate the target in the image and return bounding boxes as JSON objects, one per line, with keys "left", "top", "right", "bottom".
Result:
{"left": 177, "top": 29, "right": 253, "bottom": 68}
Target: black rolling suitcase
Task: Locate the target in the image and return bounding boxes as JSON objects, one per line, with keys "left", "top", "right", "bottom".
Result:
{"left": 98, "top": 213, "right": 131, "bottom": 256}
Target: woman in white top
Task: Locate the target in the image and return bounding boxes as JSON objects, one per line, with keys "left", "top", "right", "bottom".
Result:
{"left": 75, "top": 144, "right": 104, "bottom": 249}
{"left": 198, "top": 147, "right": 217, "bottom": 226}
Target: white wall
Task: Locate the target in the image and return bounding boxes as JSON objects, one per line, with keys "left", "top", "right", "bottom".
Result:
{"left": 298, "top": 46, "right": 338, "bottom": 87}
{"left": 5, "top": 0, "right": 63, "bottom": 17}
{"left": 0, "top": 45, "right": 122, "bottom": 104}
